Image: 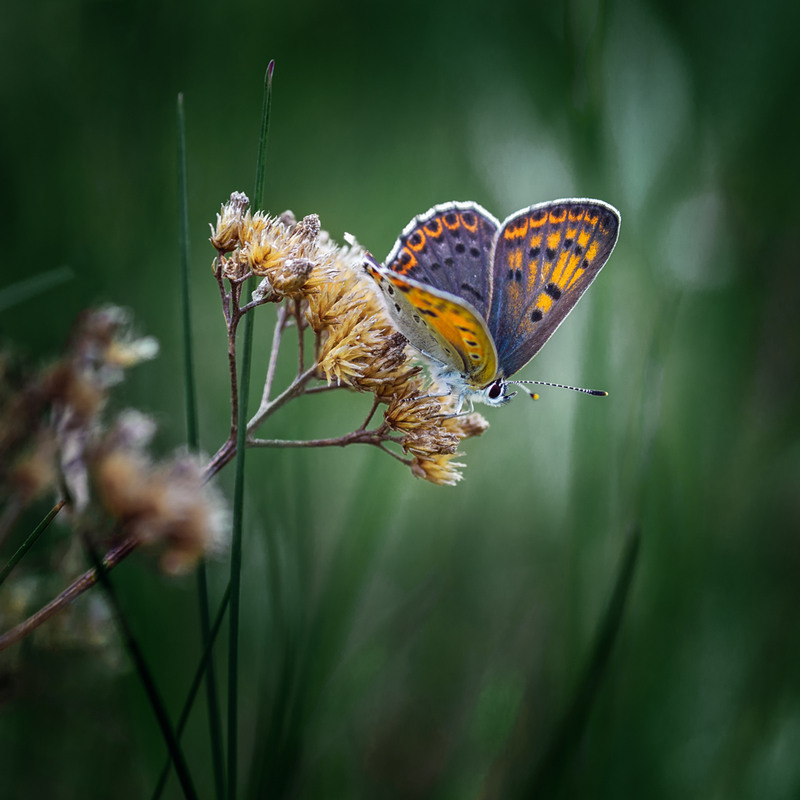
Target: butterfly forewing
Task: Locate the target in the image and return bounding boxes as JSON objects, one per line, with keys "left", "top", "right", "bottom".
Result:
{"left": 488, "top": 200, "right": 620, "bottom": 378}
{"left": 385, "top": 202, "right": 500, "bottom": 320}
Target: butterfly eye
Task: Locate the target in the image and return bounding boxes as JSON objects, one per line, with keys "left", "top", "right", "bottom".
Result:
{"left": 487, "top": 381, "right": 503, "bottom": 400}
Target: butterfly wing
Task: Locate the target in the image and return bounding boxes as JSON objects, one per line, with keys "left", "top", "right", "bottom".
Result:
{"left": 365, "top": 252, "right": 499, "bottom": 387}
{"left": 488, "top": 199, "right": 620, "bottom": 378}
{"left": 384, "top": 201, "right": 500, "bottom": 319}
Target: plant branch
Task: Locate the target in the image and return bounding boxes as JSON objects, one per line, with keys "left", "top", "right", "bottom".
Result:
{"left": 247, "top": 364, "right": 318, "bottom": 435}
{"left": 260, "top": 305, "right": 289, "bottom": 410}
{"left": 0, "top": 535, "right": 139, "bottom": 652}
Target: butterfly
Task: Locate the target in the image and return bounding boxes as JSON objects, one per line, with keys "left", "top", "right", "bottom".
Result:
{"left": 364, "top": 198, "right": 620, "bottom": 412}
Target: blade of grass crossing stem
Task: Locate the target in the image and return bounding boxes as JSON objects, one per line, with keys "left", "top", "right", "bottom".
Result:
{"left": 0, "top": 500, "right": 64, "bottom": 588}
{"left": 177, "top": 92, "right": 226, "bottom": 800}
{"left": 151, "top": 584, "right": 231, "bottom": 800}
{"left": 228, "top": 61, "right": 275, "bottom": 800}
{"left": 85, "top": 541, "right": 199, "bottom": 800}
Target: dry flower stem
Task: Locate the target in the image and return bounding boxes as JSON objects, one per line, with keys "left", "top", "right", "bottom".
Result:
{"left": 0, "top": 535, "right": 139, "bottom": 652}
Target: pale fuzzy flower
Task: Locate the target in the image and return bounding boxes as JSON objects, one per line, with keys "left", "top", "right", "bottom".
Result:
{"left": 8, "top": 433, "right": 57, "bottom": 502}
{"left": 410, "top": 453, "right": 466, "bottom": 486}
{"left": 94, "top": 446, "right": 229, "bottom": 575}
{"left": 234, "top": 210, "right": 332, "bottom": 298}
{"left": 105, "top": 335, "right": 159, "bottom": 369}
{"left": 271, "top": 257, "right": 314, "bottom": 295}
{"left": 443, "top": 412, "right": 490, "bottom": 440}
{"left": 210, "top": 191, "right": 250, "bottom": 252}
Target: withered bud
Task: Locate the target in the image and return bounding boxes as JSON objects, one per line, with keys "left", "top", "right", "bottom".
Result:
{"left": 272, "top": 257, "right": 314, "bottom": 295}
{"left": 251, "top": 276, "right": 277, "bottom": 304}
{"left": 210, "top": 191, "right": 250, "bottom": 252}
{"left": 449, "top": 413, "right": 490, "bottom": 439}
{"left": 9, "top": 435, "right": 57, "bottom": 502}
{"left": 278, "top": 209, "right": 297, "bottom": 228}
{"left": 288, "top": 214, "right": 321, "bottom": 257}
{"left": 410, "top": 454, "right": 466, "bottom": 486}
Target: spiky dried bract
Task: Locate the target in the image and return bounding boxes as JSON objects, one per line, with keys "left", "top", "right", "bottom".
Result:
{"left": 210, "top": 191, "right": 250, "bottom": 252}
{"left": 410, "top": 453, "right": 467, "bottom": 486}
{"left": 220, "top": 209, "right": 334, "bottom": 301}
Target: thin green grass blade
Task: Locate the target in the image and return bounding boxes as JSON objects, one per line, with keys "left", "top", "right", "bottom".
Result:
{"left": 177, "top": 95, "right": 199, "bottom": 452}
{"left": 228, "top": 61, "right": 275, "bottom": 800}
{"left": 0, "top": 500, "right": 64, "bottom": 588}
{"left": 85, "top": 541, "right": 199, "bottom": 800}
{"left": 177, "top": 92, "right": 226, "bottom": 800}
{"left": 251, "top": 60, "right": 274, "bottom": 211}
{"left": 151, "top": 583, "right": 231, "bottom": 800}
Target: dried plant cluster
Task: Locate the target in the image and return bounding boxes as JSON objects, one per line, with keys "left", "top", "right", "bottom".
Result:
{"left": 207, "top": 190, "right": 489, "bottom": 486}
{"left": 0, "top": 307, "right": 227, "bottom": 575}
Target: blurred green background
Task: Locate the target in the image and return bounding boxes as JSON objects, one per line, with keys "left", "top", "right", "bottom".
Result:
{"left": 2, "top": 0, "right": 800, "bottom": 797}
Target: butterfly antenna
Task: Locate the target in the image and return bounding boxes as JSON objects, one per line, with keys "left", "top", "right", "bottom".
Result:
{"left": 512, "top": 379, "right": 608, "bottom": 398}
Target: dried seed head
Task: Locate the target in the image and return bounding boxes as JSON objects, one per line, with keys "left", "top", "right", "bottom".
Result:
{"left": 93, "top": 437, "right": 229, "bottom": 575}
{"left": 272, "top": 257, "right": 314, "bottom": 294}
{"left": 210, "top": 191, "right": 250, "bottom": 252}
{"left": 410, "top": 453, "right": 467, "bottom": 486}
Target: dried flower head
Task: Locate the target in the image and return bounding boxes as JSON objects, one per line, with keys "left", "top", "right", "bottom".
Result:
{"left": 210, "top": 191, "right": 250, "bottom": 252}
{"left": 92, "top": 416, "right": 229, "bottom": 575}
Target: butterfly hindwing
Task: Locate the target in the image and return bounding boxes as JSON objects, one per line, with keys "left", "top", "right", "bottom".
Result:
{"left": 385, "top": 202, "right": 500, "bottom": 320}
{"left": 488, "top": 199, "right": 620, "bottom": 378}
{"left": 365, "top": 251, "right": 498, "bottom": 385}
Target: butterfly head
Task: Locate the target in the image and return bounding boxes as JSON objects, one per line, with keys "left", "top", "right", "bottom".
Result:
{"left": 479, "top": 378, "right": 516, "bottom": 407}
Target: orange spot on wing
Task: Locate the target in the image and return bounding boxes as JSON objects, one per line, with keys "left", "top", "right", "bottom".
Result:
{"left": 424, "top": 218, "right": 443, "bottom": 238}
{"left": 406, "top": 230, "right": 426, "bottom": 252}
{"left": 529, "top": 213, "right": 547, "bottom": 228}
{"left": 506, "top": 249, "right": 523, "bottom": 270}
{"left": 547, "top": 232, "right": 561, "bottom": 250}
{"left": 529, "top": 233, "right": 543, "bottom": 248}
{"left": 460, "top": 213, "right": 479, "bottom": 233}
{"left": 535, "top": 293, "right": 554, "bottom": 314}
{"left": 568, "top": 208, "right": 585, "bottom": 222}
{"left": 552, "top": 250, "right": 570, "bottom": 284}
{"left": 549, "top": 208, "right": 567, "bottom": 223}
{"left": 578, "top": 230, "right": 591, "bottom": 249}
{"left": 566, "top": 254, "right": 585, "bottom": 289}
{"left": 586, "top": 242, "right": 599, "bottom": 262}
{"left": 397, "top": 248, "right": 417, "bottom": 272}
{"left": 443, "top": 213, "right": 461, "bottom": 231}
{"left": 504, "top": 218, "right": 529, "bottom": 240}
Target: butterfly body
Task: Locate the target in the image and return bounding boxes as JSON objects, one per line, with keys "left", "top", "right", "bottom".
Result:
{"left": 366, "top": 199, "right": 620, "bottom": 411}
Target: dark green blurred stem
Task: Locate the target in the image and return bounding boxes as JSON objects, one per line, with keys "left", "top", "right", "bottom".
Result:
{"left": 527, "top": 525, "right": 640, "bottom": 797}
{"left": 492, "top": 525, "right": 641, "bottom": 799}
{"left": 228, "top": 61, "right": 274, "bottom": 800}
{"left": 151, "top": 584, "right": 231, "bottom": 800}
{"left": 177, "top": 92, "right": 226, "bottom": 800}
{"left": 84, "top": 541, "right": 199, "bottom": 800}
{"left": 0, "top": 499, "right": 64, "bottom": 588}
